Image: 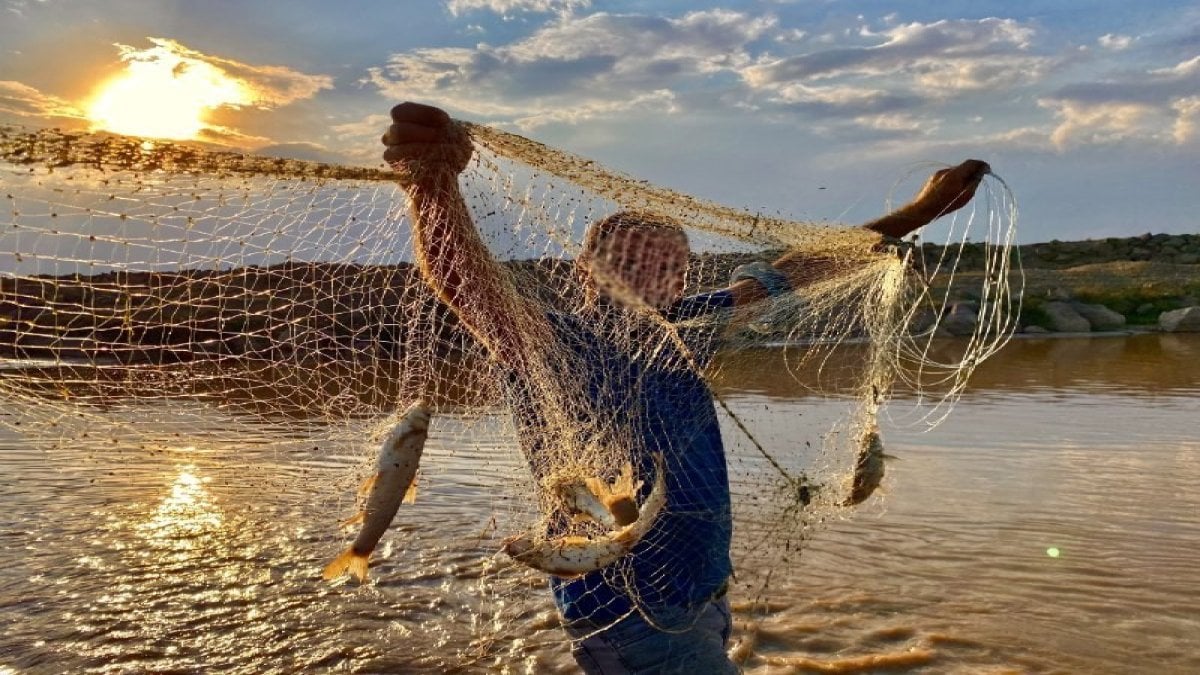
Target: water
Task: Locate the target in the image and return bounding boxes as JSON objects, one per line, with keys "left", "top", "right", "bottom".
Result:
{"left": 1, "top": 334, "right": 1198, "bottom": 673}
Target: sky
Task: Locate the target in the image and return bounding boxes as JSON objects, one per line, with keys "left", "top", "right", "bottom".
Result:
{"left": 1, "top": 0, "right": 1197, "bottom": 243}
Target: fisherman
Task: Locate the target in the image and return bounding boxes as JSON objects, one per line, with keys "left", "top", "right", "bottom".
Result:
{"left": 382, "top": 101, "right": 986, "bottom": 673}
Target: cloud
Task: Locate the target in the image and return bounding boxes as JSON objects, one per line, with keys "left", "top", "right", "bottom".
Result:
{"left": 742, "top": 18, "right": 1043, "bottom": 93}
{"left": 1173, "top": 96, "right": 1200, "bottom": 143}
{"left": 0, "top": 80, "right": 86, "bottom": 124}
{"left": 369, "top": 10, "right": 774, "bottom": 129}
{"left": 727, "top": 17, "right": 1054, "bottom": 141}
{"left": 368, "top": 11, "right": 1066, "bottom": 149}
{"left": 1097, "top": 33, "right": 1134, "bottom": 51}
{"left": 445, "top": 0, "right": 590, "bottom": 18}
{"left": 115, "top": 38, "right": 334, "bottom": 109}
{"left": 512, "top": 89, "right": 678, "bottom": 128}
{"left": 1040, "top": 54, "right": 1200, "bottom": 147}
{"left": 767, "top": 82, "right": 920, "bottom": 117}
{"left": 1042, "top": 100, "right": 1160, "bottom": 147}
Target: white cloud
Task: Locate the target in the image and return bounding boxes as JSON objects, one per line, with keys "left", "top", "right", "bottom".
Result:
{"left": 445, "top": 0, "right": 590, "bottom": 18}
{"left": 1043, "top": 100, "right": 1160, "bottom": 148}
{"left": 369, "top": 10, "right": 775, "bottom": 129}
{"left": 853, "top": 112, "right": 930, "bottom": 134}
{"left": 1041, "top": 54, "right": 1200, "bottom": 148}
{"left": 368, "top": 10, "right": 1069, "bottom": 150}
{"left": 742, "top": 18, "right": 1042, "bottom": 90}
{"left": 1097, "top": 33, "right": 1134, "bottom": 51}
{"left": 1170, "top": 96, "right": 1200, "bottom": 144}
{"left": 513, "top": 89, "right": 678, "bottom": 128}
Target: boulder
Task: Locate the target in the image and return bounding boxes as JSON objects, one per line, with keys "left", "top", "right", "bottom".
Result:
{"left": 1071, "top": 303, "right": 1126, "bottom": 331}
{"left": 907, "top": 309, "right": 938, "bottom": 334}
{"left": 1159, "top": 306, "right": 1200, "bottom": 332}
{"left": 942, "top": 302, "right": 979, "bottom": 337}
{"left": 1042, "top": 301, "right": 1091, "bottom": 332}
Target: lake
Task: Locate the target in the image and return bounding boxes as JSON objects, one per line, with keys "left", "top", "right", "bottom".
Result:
{"left": 1, "top": 333, "right": 1197, "bottom": 673}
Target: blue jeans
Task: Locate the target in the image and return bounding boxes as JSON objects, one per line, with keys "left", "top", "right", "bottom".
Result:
{"left": 565, "top": 598, "right": 737, "bottom": 674}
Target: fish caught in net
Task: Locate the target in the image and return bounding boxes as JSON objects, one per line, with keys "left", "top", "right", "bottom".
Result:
{"left": 0, "top": 114, "right": 1019, "bottom": 663}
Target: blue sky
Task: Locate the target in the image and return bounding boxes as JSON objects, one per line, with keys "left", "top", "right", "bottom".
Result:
{"left": 1, "top": 0, "right": 1197, "bottom": 242}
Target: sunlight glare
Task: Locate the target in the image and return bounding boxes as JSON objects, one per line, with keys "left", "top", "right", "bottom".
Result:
{"left": 139, "top": 465, "right": 224, "bottom": 544}
{"left": 88, "top": 52, "right": 251, "bottom": 140}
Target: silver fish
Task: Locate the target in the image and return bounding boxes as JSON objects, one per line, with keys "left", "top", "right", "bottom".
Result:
{"left": 553, "top": 461, "right": 643, "bottom": 529}
{"left": 504, "top": 453, "right": 665, "bottom": 578}
{"left": 324, "top": 401, "right": 431, "bottom": 582}
{"left": 844, "top": 425, "right": 887, "bottom": 506}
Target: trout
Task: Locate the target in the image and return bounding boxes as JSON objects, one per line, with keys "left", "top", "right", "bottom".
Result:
{"left": 553, "top": 461, "right": 643, "bottom": 528}
{"left": 844, "top": 424, "right": 887, "bottom": 506}
{"left": 504, "top": 453, "right": 666, "bottom": 577}
{"left": 324, "top": 401, "right": 431, "bottom": 582}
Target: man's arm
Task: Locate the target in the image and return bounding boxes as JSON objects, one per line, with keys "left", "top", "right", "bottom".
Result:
{"left": 383, "top": 102, "right": 548, "bottom": 370}
{"left": 726, "top": 159, "right": 990, "bottom": 306}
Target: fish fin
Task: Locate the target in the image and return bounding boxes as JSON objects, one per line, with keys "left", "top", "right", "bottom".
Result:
{"left": 323, "top": 547, "right": 371, "bottom": 582}
{"left": 340, "top": 511, "right": 365, "bottom": 528}
{"left": 584, "top": 476, "right": 611, "bottom": 499}
{"left": 881, "top": 453, "right": 900, "bottom": 461}
{"left": 402, "top": 470, "right": 421, "bottom": 504}
{"left": 613, "top": 462, "right": 635, "bottom": 495}
{"left": 357, "top": 473, "right": 379, "bottom": 498}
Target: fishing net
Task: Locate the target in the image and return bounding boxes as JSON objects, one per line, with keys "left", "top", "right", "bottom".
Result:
{"left": 0, "top": 121, "right": 1018, "bottom": 665}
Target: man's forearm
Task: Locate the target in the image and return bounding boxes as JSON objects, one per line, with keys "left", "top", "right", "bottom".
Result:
{"left": 731, "top": 161, "right": 986, "bottom": 305}
{"left": 861, "top": 202, "right": 936, "bottom": 239}
{"left": 404, "top": 175, "right": 539, "bottom": 367}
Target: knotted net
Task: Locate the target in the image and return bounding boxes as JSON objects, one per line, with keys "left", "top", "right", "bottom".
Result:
{"left": 0, "top": 122, "right": 1018, "bottom": 666}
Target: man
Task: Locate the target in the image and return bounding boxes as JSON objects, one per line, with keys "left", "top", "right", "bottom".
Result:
{"left": 382, "top": 101, "right": 986, "bottom": 673}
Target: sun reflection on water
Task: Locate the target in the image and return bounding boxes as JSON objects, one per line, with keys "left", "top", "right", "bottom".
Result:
{"left": 138, "top": 465, "right": 224, "bottom": 546}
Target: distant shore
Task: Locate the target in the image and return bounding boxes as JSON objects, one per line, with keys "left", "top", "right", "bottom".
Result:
{"left": 2, "top": 232, "right": 1197, "bottom": 363}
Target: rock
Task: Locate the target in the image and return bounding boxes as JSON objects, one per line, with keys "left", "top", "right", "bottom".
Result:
{"left": 1023, "top": 325, "right": 1050, "bottom": 334}
{"left": 1159, "top": 306, "right": 1200, "bottom": 332}
{"left": 907, "top": 309, "right": 938, "bottom": 334}
{"left": 942, "top": 302, "right": 979, "bottom": 337}
{"left": 1042, "top": 301, "right": 1091, "bottom": 332}
{"left": 1071, "top": 303, "right": 1126, "bottom": 331}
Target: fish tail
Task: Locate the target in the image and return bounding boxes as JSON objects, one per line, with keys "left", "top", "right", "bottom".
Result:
{"left": 323, "top": 547, "right": 371, "bottom": 582}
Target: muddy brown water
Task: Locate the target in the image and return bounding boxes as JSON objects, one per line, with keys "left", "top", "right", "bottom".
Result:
{"left": 1, "top": 334, "right": 1197, "bottom": 673}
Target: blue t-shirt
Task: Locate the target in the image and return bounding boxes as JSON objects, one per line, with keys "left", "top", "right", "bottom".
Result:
{"left": 504, "top": 290, "right": 736, "bottom": 627}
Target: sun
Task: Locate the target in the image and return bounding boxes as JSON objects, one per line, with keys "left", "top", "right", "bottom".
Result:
{"left": 88, "top": 52, "right": 251, "bottom": 141}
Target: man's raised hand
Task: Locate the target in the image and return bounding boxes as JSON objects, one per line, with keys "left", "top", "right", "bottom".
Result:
{"left": 382, "top": 102, "right": 473, "bottom": 187}
{"left": 909, "top": 159, "right": 990, "bottom": 222}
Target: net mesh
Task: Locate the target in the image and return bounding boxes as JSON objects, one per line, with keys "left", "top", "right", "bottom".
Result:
{"left": 0, "top": 121, "right": 1018, "bottom": 653}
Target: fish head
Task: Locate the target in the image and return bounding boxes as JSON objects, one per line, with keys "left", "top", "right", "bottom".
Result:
{"left": 501, "top": 534, "right": 535, "bottom": 558}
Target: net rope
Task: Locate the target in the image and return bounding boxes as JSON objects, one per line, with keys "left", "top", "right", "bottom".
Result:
{"left": 0, "top": 121, "right": 1019, "bottom": 655}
